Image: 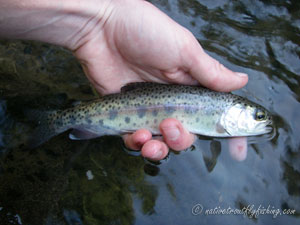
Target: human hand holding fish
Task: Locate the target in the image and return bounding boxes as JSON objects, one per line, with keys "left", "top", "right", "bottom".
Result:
{"left": 0, "top": 0, "right": 264, "bottom": 161}
{"left": 70, "top": 0, "right": 251, "bottom": 161}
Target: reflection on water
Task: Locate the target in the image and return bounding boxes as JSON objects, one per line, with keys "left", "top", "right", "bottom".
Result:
{"left": 0, "top": 100, "right": 7, "bottom": 148}
{"left": 0, "top": 0, "right": 299, "bottom": 224}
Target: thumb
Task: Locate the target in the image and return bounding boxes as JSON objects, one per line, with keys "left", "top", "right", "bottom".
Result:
{"left": 183, "top": 35, "right": 248, "bottom": 92}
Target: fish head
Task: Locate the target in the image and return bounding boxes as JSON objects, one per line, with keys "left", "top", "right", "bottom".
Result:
{"left": 222, "top": 103, "right": 273, "bottom": 136}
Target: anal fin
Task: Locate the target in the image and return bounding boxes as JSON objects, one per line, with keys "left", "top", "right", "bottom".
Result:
{"left": 69, "top": 127, "right": 120, "bottom": 140}
{"left": 69, "top": 129, "right": 102, "bottom": 140}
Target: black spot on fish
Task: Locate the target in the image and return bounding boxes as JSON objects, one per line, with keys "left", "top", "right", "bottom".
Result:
{"left": 99, "top": 120, "right": 104, "bottom": 126}
{"left": 86, "top": 118, "right": 92, "bottom": 124}
{"left": 164, "top": 106, "right": 175, "bottom": 114}
{"left": 137, "top": 108, "right": 147, "bottom": 118}
{"left": 109, "top": 110, "right": 118, "bottom": 120}
{"left": 55, "top": 120, "right": 61, "bottom": 126}
{"left": 184, "top": 106, "right": 198, "bottom": 114}
{"left": 125, "top": 117, "right": 130, "bottom": 124}
{"left": 69, "top": 116, "right": 76, "bottom": 125}
{"left": 152, "top": 110, "right": 158, "bottom": 117}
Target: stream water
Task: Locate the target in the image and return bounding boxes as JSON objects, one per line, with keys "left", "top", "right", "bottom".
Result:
{"left": 0, "top": 0, "right": 299, "bottom": 224}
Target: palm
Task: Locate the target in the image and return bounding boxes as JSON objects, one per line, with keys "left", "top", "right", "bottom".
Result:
{"left": 74, "top": 1, "right": 201, "bottom": 95}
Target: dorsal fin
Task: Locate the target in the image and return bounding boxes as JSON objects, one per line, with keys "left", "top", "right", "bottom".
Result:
{"left": 121, "top": 82, "right": 162, "bottom": 93}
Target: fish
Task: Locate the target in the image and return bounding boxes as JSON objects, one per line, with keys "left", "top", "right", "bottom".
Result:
{"left": 28, "top": 82, "right": 273, "bottom": 147}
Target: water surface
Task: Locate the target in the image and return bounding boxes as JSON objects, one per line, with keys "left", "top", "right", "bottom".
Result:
{"left": 0, "top": 0, "right": 299, "bottom": 224}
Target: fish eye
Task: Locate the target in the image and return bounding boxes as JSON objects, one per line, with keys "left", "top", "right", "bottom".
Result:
{"left": 255, "top": 109, "right": 266, "bottom": 121}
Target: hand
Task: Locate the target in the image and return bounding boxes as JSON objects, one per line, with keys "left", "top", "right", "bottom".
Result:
{"left": 73, "top": 0, "right": 248, "bottom": 95}
{"left": 71, "top": 0, "right": 248, "bottom": 160}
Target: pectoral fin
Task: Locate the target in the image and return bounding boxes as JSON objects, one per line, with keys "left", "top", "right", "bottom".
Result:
{"left": 216, "top": 122, "right": 228, "bottom": 135}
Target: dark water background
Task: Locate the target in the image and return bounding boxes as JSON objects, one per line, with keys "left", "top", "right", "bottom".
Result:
{"left": 0, "top": 0, "right": 299, "bottom": 224}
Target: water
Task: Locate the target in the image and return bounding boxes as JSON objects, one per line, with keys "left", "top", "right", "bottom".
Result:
{"left": 0, "top": 0, "right": 299, "bottom": 224}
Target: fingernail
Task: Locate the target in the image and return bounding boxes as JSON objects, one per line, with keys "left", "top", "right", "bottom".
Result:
{"left": 163, "top": 126, "right": 180, "bottom": 141}
{"left": 153, "top": 148, "right": 163, "bottom": 159}
{"left": 235, "top": 72, "right": 248, "bottom": 77}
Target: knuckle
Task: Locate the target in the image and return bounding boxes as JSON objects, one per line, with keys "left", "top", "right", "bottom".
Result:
{"left": 164, "top": 69, "right": 181, "bottom": 81}
{"left": 205, "top": 61, "right": 225, "bottom": 91}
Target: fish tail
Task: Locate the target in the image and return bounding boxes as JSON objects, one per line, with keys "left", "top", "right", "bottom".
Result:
{"left": 25, "top": 109, "right": 63, "bottom": 148}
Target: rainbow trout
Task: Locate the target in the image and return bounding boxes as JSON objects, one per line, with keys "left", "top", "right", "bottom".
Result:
{"left": 30, "top": 83, "right": 273, "bottom": 146}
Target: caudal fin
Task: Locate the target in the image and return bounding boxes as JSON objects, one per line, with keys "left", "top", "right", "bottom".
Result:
{"left": 25, "top": 109, "right": 60, "bottom": 148}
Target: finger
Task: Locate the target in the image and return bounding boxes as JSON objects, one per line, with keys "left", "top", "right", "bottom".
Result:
{"left": 182, "top": 32, "right": 248, "bottom": 92}
{"left": 159, "top": 118, "right": 195, "bottom": 151}
{"left": 228, "top": 137, "right": 248, "bottom": 161}
{"left": 141, "top": 139, "right": 169, "bottom": 161}
{"left": 123, "top": 129, "right": 152, "bottom": 150}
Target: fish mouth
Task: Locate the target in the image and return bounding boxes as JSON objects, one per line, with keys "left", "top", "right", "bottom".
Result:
{"left": 254, "top": 120, "right": 274, "bottom": 135}
{"left": 266, "top": 119, "right": 274, "bottom": 132}
{"left": 265, "top": 124, "right": 274, "bottom": 133}
{"left": 262, "top": 124, "right": 277, "bottom": 141}
{"left": 263, "top": 118, "right": 274, "bottom": 132}
{"left": 247, "top": 124, "right": 276, "bottom": 143}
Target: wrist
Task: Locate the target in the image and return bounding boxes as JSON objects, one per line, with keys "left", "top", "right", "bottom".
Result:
{"left": 58, "top": 0, "right": 115, "bottom": 50}
{"left": 0, "top": 0, "right": 114, "bottom": 50}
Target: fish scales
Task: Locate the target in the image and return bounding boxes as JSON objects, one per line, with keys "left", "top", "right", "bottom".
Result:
{"left": 29, "top": 83, "right": 273, "bottom": 147}
{"left": 58, "top": 84, "right": 232, "bottom": 135}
